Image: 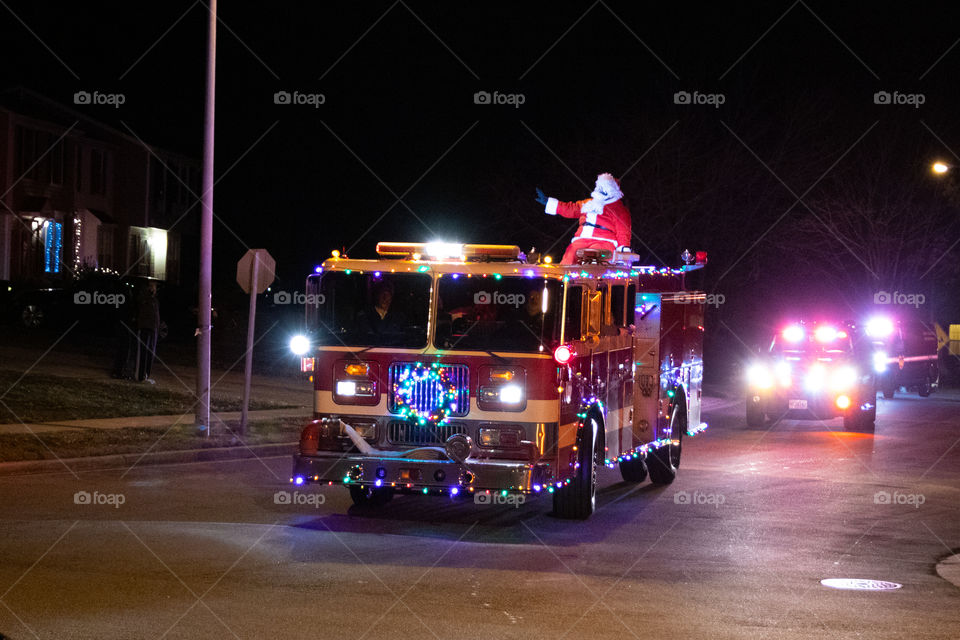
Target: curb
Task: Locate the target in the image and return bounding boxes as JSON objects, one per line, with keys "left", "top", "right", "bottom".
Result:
{"left": 0, "top": 442, "right": 297, "bottom": 477}
{"left": 936, "top": 553, "right": 960, "bottom": 590}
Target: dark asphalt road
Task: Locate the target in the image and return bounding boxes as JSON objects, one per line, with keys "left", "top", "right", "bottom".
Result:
{"left": 1, "top": 391, "right": 958, "bottom": 639}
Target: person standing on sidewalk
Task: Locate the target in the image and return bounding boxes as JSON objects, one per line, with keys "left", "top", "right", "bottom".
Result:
{"left": 135, "top": 280, "right": 160, "bottom": 384}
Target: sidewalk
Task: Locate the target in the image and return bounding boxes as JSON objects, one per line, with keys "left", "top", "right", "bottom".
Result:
{"left": 0, "top": 407, "right": 311, "bottom": 435}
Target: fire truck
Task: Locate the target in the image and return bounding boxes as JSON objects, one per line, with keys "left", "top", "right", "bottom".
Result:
{"left": 745, "top": 321, "right": 877, "bottom": 430}
{"left": 289, "top": 242, "right": 708, "bottom": 519}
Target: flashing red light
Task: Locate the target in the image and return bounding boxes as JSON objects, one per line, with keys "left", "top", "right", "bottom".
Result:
{"left": 695, "top": 251, "right": 707, "bottom": 264}
{"left": 554, "top": 345, "right": 574, "bottom": 365}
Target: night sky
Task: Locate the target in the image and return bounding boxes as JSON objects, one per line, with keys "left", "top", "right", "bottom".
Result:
{"left": 5, "top": 1, "right": 960, "bottom": 350}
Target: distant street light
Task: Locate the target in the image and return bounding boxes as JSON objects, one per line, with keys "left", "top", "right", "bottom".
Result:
{"left": 932, "top": 161, "right": 952, "bottom": 175}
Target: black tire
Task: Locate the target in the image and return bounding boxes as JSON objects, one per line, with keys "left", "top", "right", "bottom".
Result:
{"left": 348, "top": 485, "right": 393, "bottom": 507}
{"left": 746, "top": 397, "right": 765, "bottom": 427}
{"left": 553, "top": 417, "right": 599, "bottom": 519}
{"left": 918, "top": 369, "right": 933, "bottom": 397}
{"left": 619, "top": 456, "right": 648, "bottom": 483}
{"left": 843, "top": 399, "right": 876, "bottom": 432}
{"left": 648, "top": 403, "right": 683, "bottom": 485}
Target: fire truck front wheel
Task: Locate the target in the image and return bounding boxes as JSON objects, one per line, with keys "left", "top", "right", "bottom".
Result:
{"left": 648, "top": 402, "right": 684, "bottom": 485}
{"left": 553, "top": 417, "right": 600, "bottom": 520}
{"left": 746, "top": 397, "right": 766, "bottom": 427}
{"left": 348, "top": 485, "right": 394, "bottom": 507}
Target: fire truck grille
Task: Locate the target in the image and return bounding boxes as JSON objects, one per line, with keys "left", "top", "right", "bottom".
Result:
{"left": 387, "top": 363, "right": 470, "bottom": 417}
{"left": 387, "top": 421, "right": 468, "bottom": 446}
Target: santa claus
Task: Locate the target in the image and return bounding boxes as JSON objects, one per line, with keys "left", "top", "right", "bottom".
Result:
{"left": 535, "top": 173, "right": 632, "bottom": 264}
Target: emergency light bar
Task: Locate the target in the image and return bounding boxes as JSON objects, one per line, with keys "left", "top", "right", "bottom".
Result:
{"left": 375, "top": 242, "right": 521, "bottom": 261}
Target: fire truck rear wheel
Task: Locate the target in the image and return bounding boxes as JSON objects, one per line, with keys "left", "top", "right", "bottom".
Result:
{"left": 348, "top": 485, "right": 394, "bottom": 507}
{"left": 619, "top": 456, "right": 648, "bottom": 483}
{"left": 552, "top": 417, "right": 599, "bottom": 519}
{"left": 648, "top": 403, "right": 683, "bottom": 485}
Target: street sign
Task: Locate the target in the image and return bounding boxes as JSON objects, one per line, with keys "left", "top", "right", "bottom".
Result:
{"left": 236, "top": 249, "right": 275, "bottom": 294}
{"left": 236, "top": 249, "right": 276, "bottom": 434}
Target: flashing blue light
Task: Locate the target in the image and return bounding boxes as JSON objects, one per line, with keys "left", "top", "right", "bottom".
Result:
{"left": 452, "top": 273, "right": 460, "bottom": 279}
{"left": 294, "top": 476, "right": 305, "bottom": 486}
{"left": 450, "top": 487, "right": 459, "bottom": 496}
{"left": 374, "top": 479, "right": 382, "bottom": 487}
{"left": 532, "top": 484, "right": 541, "bottom": 492}
{"left": 314, "top": 265, "right": 322, "bottom": 273}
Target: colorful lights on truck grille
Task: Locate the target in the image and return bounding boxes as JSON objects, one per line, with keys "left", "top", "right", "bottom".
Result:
{"left": 392, "top": 361, "right": 459, "bottom": 426}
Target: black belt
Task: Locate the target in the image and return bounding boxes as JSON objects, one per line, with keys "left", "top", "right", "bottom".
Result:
{"left": 583, "top": 221, "right": 612, "bottom": 232}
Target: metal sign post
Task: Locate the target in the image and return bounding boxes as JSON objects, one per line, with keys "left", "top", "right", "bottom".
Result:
{"left": 236, "top": 249, "right": 276, "bottom": 435}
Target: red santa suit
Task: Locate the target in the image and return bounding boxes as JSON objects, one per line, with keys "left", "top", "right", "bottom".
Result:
{"left": 543, "top": 173, "right": 632, "bottom": 264}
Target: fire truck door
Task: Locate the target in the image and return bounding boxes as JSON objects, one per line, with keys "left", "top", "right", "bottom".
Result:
{"left": 631, "top": 292, "right": 660, "bottom": 447}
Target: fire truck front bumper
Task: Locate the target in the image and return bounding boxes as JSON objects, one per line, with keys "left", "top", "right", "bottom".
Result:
{"left": 291, "top": 452, "right": 555, "bottom": 495}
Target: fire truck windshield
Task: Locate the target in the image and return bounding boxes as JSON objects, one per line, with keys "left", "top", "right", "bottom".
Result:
{"left": 307, "top": 272, "right": 431, "bottom": 348}
{"left": 435, "top": 276, "right": 562, "bottom": 352}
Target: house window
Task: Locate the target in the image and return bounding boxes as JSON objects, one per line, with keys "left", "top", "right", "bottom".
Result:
{"left": 75, "top": 146, "right": 83, "bottom": 192}
{"left": 15, "top": 126, "right": 64, "bottom": 185}
{"left": 90, "top": 149, "right": 107, "bottom": 195}
{"left": 97, "top": 225, "right": 115, "bottom": 269}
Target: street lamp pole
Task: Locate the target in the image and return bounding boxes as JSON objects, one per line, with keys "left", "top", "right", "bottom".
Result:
{"left": 196, "top": 0, "right": 216, "bottom": 435}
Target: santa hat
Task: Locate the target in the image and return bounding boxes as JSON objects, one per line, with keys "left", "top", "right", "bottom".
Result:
{"left": 592, "top": 172, "right": 623, "bottom": 203}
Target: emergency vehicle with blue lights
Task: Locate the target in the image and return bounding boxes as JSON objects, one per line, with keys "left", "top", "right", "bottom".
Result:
{"left": 862, "top": 315, "right": 940, "bottom": 399}
{"left": 288, "top": 242, "right": 708, "bottom": 519}
{"left": 745, "top": 321, "right": 877, "bottom": 430}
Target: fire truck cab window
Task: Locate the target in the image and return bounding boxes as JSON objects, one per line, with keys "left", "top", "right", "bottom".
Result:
{"left": 626, "top": 284, "right": 636, "bottom": 325}
{"left": 435, "top": 276, "right": 562, "bottom": 352}
{"left": 308, "top": 272, "right": 431, "bottom": 348}
{"left": 610, "top": 284, "right": 626, "bottom": 328}
{"left": 563, "top": 284, "right": 584, "bottom": 342}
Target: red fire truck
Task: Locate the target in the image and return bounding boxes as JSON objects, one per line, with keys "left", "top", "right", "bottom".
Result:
{"left": 289, "top": 242, "right": 708, "bottom": 519}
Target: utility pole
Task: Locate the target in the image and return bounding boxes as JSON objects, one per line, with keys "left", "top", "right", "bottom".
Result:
{"left": 196, "top": 0, "right": 216, "bottom": 435}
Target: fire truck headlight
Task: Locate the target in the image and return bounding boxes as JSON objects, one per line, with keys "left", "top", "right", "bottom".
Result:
{"left": 499, "top": 384, "right": 524, "bottom": 404}
{"left": 828, "top": 365, "right": 858, "bottom": 391}
{"left": 289, "top": 334, "right": 311, "bottom": 356}
{"left": 336, "top": 380, "right": 357, "bottom": 396}
{"left": 873, "top": 351, "right": 888, "bottom": 373}
{"left": 746, "top": 364, "right": 773, "bottom": 389}
{"left": 865, "top": 316, "right": 894, "bottom": 338}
